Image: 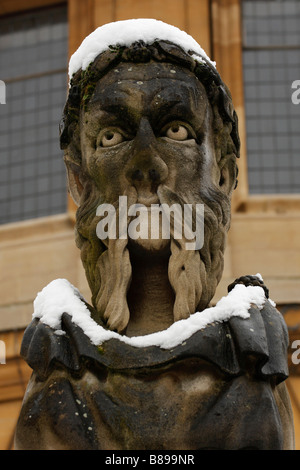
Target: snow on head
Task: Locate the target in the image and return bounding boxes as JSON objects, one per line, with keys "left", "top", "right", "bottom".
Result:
{"left": 68, "top": 18, "right": 216, "bottom": 80}
{"left": 33, "top": 278, "right": 267, "bottom": 350}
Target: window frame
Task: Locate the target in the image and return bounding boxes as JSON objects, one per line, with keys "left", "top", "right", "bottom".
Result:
{"left": 0, "top": 0, "right": 70, "bottom": 227}
{"left": 211, "top": 0, "right": 300, "bottom": 212}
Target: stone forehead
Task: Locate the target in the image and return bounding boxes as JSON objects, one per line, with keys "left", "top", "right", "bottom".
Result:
{"left": 88, "top": 62, "right": 208, "bottom": 114}
{"left": 93, "top": 61, "right": 204, "bottom": 88}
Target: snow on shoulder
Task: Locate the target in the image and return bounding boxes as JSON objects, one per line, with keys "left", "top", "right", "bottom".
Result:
{"left": 68, "top": 18, "right": 216, "bottom": 80}
{"left": 32, "top": 278, "right": 267, "bottom": 350}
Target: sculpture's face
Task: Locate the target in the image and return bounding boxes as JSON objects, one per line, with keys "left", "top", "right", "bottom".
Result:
{"left": 71, "top": 60, "right": 233, "bottom": 332}
{"left": 79, "top": 61, "right": 222, "bottom": 253}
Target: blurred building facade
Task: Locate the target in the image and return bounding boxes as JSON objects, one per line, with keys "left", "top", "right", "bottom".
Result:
{"left": 0, "top": 0, "right": 299, "bottom": 450}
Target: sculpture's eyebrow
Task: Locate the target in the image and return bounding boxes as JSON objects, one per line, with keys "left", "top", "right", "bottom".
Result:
{"left": 151, "top": 97, "right": 199, "bottom": 120}
{"left": 89, "top": 100, "right": 200, "bottom": 135}
{"left": 150, "top": 84, "right": 206, "bottom": 129}
{"left": 87, "top": 79, "right": 206, "bottom": 131}
{"left": 88, "top": 87, "right": 145, "bottom": 129}
{"left": 88, "top": 106, "right": 142, "bottom": 134}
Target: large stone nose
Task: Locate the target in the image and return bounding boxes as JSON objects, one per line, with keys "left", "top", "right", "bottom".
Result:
{"left": 125, "top": 118, "right": 168, "bottom": 198}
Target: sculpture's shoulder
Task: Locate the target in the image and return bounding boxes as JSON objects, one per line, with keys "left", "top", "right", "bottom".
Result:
{"left": 15, "top": 314, "right": 104, "bottom": 450}
{"left": 228, "top": 299, "right": 289, "bottom": 382}
{"left": 225, "top": 274, "right": 289, "bottom": 382}
{"left": 20, "top": 275, "right": 290, "bottom": 383}
{"left": 226, "top": 275, "right": 289, "bottom": 380}
{"left": 16, "top": 302, "right": 294, "bottom": 450}
{"left": 19, "top": 312, "right": 101, "bottom": 381}
{"left": 15, "top": 282, "right": 294, "bottom": 450}
{"left": 20, "top": 294, "right": 289, "bottom": 385}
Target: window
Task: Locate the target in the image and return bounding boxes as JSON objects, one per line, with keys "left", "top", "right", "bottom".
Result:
{"left": 242, "top": 0, "right": 300, "bottom": 194}
{"left": 0, "top": 5, "right": 68, "bottom": 224}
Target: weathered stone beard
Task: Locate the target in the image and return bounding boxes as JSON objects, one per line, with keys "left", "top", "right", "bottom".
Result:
{"left": 75, "top": 178, "right": 230, "bottom": 333}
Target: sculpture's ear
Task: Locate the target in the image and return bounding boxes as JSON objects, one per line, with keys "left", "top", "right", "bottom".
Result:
{"left": 218, "top": 153, "right": 238, "bottom": 197}
{"left": 64, "top": 156, "right": 84, "bottom": 206}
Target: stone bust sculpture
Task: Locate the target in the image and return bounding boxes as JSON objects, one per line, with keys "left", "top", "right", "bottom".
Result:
{"left": 15, "top": 19, "right": 294, "bottom": 450}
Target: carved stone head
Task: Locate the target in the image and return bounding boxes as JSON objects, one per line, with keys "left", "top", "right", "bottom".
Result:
{"left": 60, "top": 20, "right": 240, "bottom": 335}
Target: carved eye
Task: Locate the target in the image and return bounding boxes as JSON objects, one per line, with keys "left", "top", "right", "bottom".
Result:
{"left": 164, "top": 123, "right": 192, "bottom": 141}
{"left": 99, "top": 129, "right": 124, "bottom": 147}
